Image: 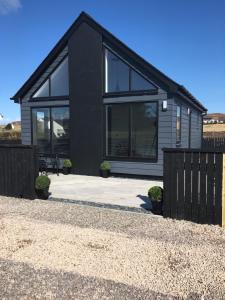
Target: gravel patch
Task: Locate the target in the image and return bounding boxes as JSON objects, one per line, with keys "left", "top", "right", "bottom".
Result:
{"left": 0, "top": 196, "right": 225, "bottom": 299}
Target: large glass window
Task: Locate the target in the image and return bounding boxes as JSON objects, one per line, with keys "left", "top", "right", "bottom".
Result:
{"left": 106, "top": 104, "right": 129, "bottom": 157}
{"left": 130, "top": 70, "right": 155, "bottom": 91}
{"left": 32, "top": 106, "right": 70, "bottom": 155}
{"left": 105, "top": 49, "right": 129, "bottom": 93}
{"left": 33, "top": 80, "right": 50, "bottom": 98}
{"left": 106, "top": 102, "right": 157, "bottom": 159}
{"left": 176, "top": 105, "right": 181, "bottom": 146}
{"left": 32, "top": 56, "right": 69, "bottom": 98}
{"left": 52, "top": 107, "right": 70, "bottom": 155}
{"left": 105, "top": 48, "right": 157, "bottom": 94}
{"left": 50, "top": 57, "right": 69, "bottom": 96}
{"left": 131, "top": 103, "right": 157, "bottom": 157}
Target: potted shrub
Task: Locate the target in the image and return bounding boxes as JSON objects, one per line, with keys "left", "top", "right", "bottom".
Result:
{"left": 35, "top": 175, "right": 51, "bottom": 200}
{"left": 100, "top": 161, "right": 111, "bottom": 178}
{"left": 148, "top": 186, "right": 163, "bottom": 215}
{"left": 63, "top": 159, "right": 72, "bottom": 175}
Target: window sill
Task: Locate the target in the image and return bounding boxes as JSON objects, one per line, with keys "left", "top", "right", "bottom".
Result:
{"left": 104, "top": 156, "right": 158, "bottom": 163}
{"left": 103, "top": 89, "right": 158, "bottom": 98}
{"left": 29, "top": 96, "right": 69, "bottom": 102}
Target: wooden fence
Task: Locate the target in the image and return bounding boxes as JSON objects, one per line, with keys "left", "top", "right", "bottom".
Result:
{"left": 163, "top": 148, "right": 225, "bottom": 226}
{"left": 0, "top": 139, "right": 21, "bottom": 144}
{"left": 0, "top": 145, "right": 38, "bottom": 199}
{"left": 202, "top": 137, "right": 225, "bottom": 151}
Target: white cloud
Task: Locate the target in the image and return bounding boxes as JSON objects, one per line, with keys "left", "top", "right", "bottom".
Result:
{"left": 0, "top": 0, "right": 21, "bottom": 15}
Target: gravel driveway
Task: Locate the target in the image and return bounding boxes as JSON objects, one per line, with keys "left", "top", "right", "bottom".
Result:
{"left": 0, "top": 196, "right": 225, "bottom": 299}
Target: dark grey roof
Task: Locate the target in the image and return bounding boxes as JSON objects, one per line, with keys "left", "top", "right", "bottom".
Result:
{"left": 11, "top": 12, "right": 207, "bottom": 112}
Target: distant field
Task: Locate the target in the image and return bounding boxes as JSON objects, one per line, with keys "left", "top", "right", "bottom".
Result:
{"left": 203, "top": 124, "right": 225, "bottom": 138}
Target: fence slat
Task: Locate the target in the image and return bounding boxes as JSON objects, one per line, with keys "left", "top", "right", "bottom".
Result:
{"left": 199, "top": 153, "right": 207, "bottom": 223}
{"left": 184, "top": 152, "right": 192, "bottom": 221}
{"left": 163, "top": 151, "right": 171, "bottom": 218}
{"left": 177, "top": 152, "right": 185, "bottom": 220}
{"left": 192, "top": 152, "right": 200, "bottom": 223}
{"left": 207, "top": 153, "right": 215, "bottom": 224}
{"left": 170, "top": 153, "right": 178, "bottom": 219}
{"left": 215, "top": 153, "right": 223, "bottom": 225}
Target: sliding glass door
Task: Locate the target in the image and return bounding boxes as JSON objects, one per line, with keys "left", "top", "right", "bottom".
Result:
{"left": 32, "top": 106, "right": 70, "bottom": 156}
{"left": 106, "top": 102, "right": 157, "bottom": 160}
{"left": 32, "top": 108, "right": 51, "bottom": 154}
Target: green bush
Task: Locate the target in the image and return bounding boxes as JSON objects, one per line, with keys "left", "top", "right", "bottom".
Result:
{"left": 63, "top": 159, "right": 72, "bottom": 168}
{"left": 148, "top": 186, "right": 163, "bottom": 202}
{"left": 100, "top": 161, "right": 111, "bottom": 171}
{"left": 35, "top": 175, "right": 51, "bottom": 190}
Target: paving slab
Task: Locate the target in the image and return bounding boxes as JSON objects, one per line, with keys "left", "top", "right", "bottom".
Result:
{"left": 48, "top": 174, "right": 163, "bottom": 209}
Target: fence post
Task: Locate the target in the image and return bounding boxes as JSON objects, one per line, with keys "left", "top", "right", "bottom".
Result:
{"left": 222, "top": 154, "right": 225, "bottom": 227}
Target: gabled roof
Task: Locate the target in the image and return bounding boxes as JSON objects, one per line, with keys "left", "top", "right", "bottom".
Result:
{"left": 11, "top": 11, "right": 207, "bottom": 112}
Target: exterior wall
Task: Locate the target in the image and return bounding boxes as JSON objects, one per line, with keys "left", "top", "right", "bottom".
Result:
{"left": 104, "top": 94, "right": 173, "bottom": 177}
{"left": 19, "top": 22, "right": 203, "bottom": 178}
{"left": 190, "top": 110, "right": 202, "bottom": 148}
{"left": 21, "top": 47, "right": 68, "bottom": 145}
{"left": 172, "top": 96, "right": 202, "bottom": 149}
{"left": 68, "top": 22, "right": 103, "bottom": 176}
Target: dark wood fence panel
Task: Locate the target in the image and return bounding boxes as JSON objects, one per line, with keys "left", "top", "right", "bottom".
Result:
{"left": 163, "top": 149, "right": 223, "bottom": 225}
{"left": 0, "top": 139, "right": 21, "bottom": 144}
{"left": 0, "top": 145, "right": 38, "bottom": 199}
{"left": 202, "top": 137, "right": 225, "bottom": 151}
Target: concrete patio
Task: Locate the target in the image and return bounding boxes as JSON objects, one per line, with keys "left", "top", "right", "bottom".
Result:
{"left": 48, "top": 174, "right": 163, "bottom": 210}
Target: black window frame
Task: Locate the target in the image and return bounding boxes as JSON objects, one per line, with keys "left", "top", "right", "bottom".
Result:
{"left": 176, "top": 104, "right": 182, "bottom": 147}
{"left": 103, "top": 47, "right": 158, "bottom": 98}
{"left": 104, "top": 101, "right": 158, "bottom": 162}
{"left": 31, "top": 105, "right": 70, "bottom": 158}
{"left": 30, "top": 55, "right": 69, "bottom": 101}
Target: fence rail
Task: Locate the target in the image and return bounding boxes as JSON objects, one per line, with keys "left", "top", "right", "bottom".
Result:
{"left": 0, "top": 145, "right": 38, "bottom": 199}
{"left": 202, "top": 137, "right": 225, "bottom": 151}
{"left": 0, "top": 139, "right": 21, "bottom": 145}
{"left": 163, "top": 148, "right": 225, "bottom": 226}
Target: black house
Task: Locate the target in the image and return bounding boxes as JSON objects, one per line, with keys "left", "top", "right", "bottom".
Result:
{"left": 11, "top": 12, "right": 207, "bottom": 177}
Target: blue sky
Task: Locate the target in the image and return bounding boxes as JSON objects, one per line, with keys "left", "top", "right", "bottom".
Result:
{"left": 0, "top": 0, "right": 225, "bottom": 123}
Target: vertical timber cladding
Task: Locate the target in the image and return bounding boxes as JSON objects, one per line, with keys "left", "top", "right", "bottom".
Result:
{"left": 163, "top": 149, "right": 224, "bottom": 226}
{"left": 68, "top": 23, "right": 103, "bottom": 175}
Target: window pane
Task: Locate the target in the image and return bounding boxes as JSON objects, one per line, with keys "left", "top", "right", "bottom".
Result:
{"left": 50, "top": 57, "right": 69, "bottom": 96}
{"left": 131, "top": 102, "right": 157, "bottom": 158}
{"left": 106, "top": 104, "right": 129, "bottom": 157}
{"left": 105, "top": 49, "right": 129, "bottom": 93}
{"left": 32, "top": 108, "right": 51, "bottom": 153}
{"left": 51, "top": 107, "right": 70, "bottom": 155}
{"left": 33, "top": 80, "right": 49, "bottom": 98}
{"left": 131, "top": 70, "right": 156, "bottom": 91}
{"left": 176, "top": 105, "right": 181, "bottom": 144}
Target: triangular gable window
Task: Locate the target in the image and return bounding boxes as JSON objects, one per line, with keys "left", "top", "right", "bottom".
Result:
{"left": 105, "top": 48, "right": 157, "bottom": 94}
{"left": 33, "top": 80, "right": 49, "bottom": 98}
{"left": 50, "top": 57, "right": 69, "bottom": 96}
{"left": 32, "top": 56, "right": 68, "bottom": 98}
{"left": 130, "top": 70, "right": 155, "bottom": 91}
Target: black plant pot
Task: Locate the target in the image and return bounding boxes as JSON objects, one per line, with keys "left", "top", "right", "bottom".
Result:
{"left": 63, "top": 167, "right": 71, "bottom": 175}
{"left": 100, "top": 169, "right": 110, "bottom": 178}
{"left": 36, "top": 188, "right": 49, "bottom": 200}
{"left": 151, "top": 201, "right": 163, "bottom": 215}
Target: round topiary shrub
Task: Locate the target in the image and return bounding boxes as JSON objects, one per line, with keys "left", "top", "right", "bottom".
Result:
{"left": 148, "top": 186, "right": 163, "bottom": 202}
{"left": 35, "top": 175, "right": 51, "bottom": 190}
{"left": 63, "top": 159, "right": 72, "bottom": 168}
{"left": 100, "top": 161, "right": 111, "bottom": 171}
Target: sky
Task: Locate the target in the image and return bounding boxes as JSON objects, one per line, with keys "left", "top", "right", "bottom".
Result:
{"left": 0, "top": 0, "right": 225, "bottom": 124}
